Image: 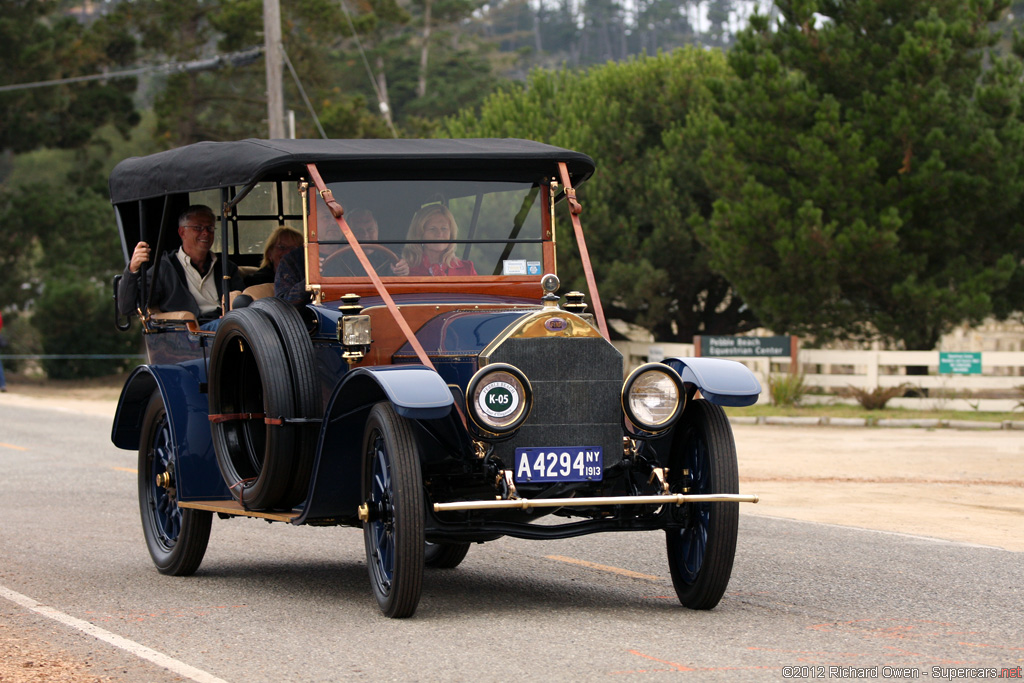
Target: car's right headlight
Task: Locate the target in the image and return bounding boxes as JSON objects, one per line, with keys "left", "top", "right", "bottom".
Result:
{"left": 622, "top": 363, "right": 684, "bottom": 433}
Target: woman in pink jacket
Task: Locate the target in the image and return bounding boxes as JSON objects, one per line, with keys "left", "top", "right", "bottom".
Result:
{"left": 402, "top": 204, "right": 478, "bottom": 277}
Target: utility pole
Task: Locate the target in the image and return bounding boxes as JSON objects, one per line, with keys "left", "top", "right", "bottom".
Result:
{"left": 264, "top": 0, "right": 286, "bottom": 139}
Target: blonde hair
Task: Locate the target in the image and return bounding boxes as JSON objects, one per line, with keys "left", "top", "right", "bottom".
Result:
{"left": 261, "top": 226, "right": 303, "bottom": 268}
{"left": 402, "top": 204, "right": 460, "bottom": 269}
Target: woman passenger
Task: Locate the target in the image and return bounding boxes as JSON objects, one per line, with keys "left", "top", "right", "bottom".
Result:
{"left": 246, "top": 226, "right": 303, "bottom": 288}
{"left": 402, "top": 204, "right": 477, "bottom": 276}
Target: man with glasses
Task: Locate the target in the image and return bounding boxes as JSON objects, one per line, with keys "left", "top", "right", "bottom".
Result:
{"left": 118, "top": 205, "right": 245, "bottom": 329}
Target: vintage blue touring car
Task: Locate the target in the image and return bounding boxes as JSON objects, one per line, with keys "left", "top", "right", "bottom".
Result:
{"left": 109, "top": 139, "right": 760, "bottom": 617}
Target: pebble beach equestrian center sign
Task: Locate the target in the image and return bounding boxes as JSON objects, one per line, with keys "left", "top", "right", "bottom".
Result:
{"left": 697, "top": 335, "right": 793, "bottom": 358}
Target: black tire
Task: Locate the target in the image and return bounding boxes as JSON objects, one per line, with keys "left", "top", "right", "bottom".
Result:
{"left": 209, "top": 307, "right": 297, "bottom": 510}
{"left": 665, "top": 399, "right": 739, "bottom": 610}
{"left": 424, "top": 542, "right": 471, "bottom": 569}
{"left": 362, "top": 403, "right": 425, "bottom": 618}
{"left": 139, "top": 392, "right": 212, "bottom": 576}
{"left": 248, "top": 297, "right": 321, "bottom": 506}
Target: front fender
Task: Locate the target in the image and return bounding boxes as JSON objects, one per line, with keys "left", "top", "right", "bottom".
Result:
{"left": 663, "top": 357, "right": 761, "bottom": 407}
{"left": 295, "top": 365, "right": 453, "bottom": 523}
{"left": 111, "top": 362, "right": 230, "bottom": 501}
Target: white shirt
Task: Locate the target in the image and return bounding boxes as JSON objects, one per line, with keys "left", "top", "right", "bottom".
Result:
{"left": 176, "top": 247, "right": 220, "bottom": 315}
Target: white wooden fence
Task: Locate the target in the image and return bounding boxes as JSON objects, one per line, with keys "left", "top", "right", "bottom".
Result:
{"left": 612, "top": 341, "right": 1024, "bottom": 412}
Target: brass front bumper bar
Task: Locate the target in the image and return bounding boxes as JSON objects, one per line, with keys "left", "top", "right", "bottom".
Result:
{"left": 433, "top": 492, "right": 759, "bottom": 513}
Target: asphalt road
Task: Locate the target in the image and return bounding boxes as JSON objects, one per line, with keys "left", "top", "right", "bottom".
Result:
{"left": 1, "top": 401, "right": 1021, "bottom": 682}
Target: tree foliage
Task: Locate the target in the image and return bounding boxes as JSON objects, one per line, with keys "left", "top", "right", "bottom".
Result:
{"left": 0, "top": 172, "right": 140, "bottom": 379}
{"left": 106, "top": 0, "right": 498, "bottom": 143}
{"left": 469, "top": 0, "right": 747, "bottom": 70}
{"left": 0, "top": 0, "right": 139, "bottom": 154}
{"left": 697, "top": 0, "right": 1024, "bottom": 349}
{"left": 105, "top": 0, "right": 398, "bottom": 144}
{"left": 446, "top": 49, "right": 760, "bottom": 341}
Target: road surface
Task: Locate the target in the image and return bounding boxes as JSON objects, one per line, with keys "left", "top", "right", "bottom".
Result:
{"left": 0, "top": 396, "right": 1020, "bottom": 681}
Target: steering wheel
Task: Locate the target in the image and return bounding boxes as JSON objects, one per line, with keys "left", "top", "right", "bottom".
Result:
{"left": 321, "top": 244, "right": 401, "bottom": 276}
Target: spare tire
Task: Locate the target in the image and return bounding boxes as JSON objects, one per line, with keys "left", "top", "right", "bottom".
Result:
{"left": 249, "top": 297, "right": 322, "bottom": 505}
{"left": 209, "top": 307, "right": 298, "bottom": 510}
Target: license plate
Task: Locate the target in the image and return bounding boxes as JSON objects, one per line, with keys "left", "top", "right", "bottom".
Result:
{"left": 513, "top": 447, "right": 603, "bottom": 483}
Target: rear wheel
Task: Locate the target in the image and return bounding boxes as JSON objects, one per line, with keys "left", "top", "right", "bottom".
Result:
{"left": 424, "top": 542, "right": 470, "bottom": 569}
{"left": 139, "top": 392, "right": 211, "bottom": 576}
{"left": 362, "top": 403, "right": 424, "bottom": 618}
{"left": 665, "top": 399, "right": 739, "bottom": 610}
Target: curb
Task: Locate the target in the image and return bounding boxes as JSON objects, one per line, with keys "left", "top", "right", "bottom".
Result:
{"left": 731, "top": 416, "right": 1018, "bottom": 430}
{"left": 825, "top": 417, "right": 867, "bottom": 427}
{"left": 764, "top": 416, "right": 822, "bottom": 426}
{"left": 875, "top": 418, "right": 942, "bottom": 429}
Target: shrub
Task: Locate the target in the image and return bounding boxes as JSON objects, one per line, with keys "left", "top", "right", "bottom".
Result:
{"left": 33, "top": 277, "right": 140, "bottom": 380}
{"left": 768, "top": 372, "right": 807, "bottom": 406}
{"left": 0, "top": 311, "right": 42, "bottom": 374}
{"left": 845, "top": 384, "right": 908, "bottom": 410}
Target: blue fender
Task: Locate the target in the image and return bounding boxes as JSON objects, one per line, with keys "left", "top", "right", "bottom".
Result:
{"left": 110, "top": 362, "right": 231, "bottom": 501}
{"left": 663, "top": 357, "right": 762, "bottom": 407}
{"left": 295, "top": 365, "right": 454, "bottom": 523}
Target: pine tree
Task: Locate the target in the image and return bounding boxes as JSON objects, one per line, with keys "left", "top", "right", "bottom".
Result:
{"left": 697, "top": 0, "right": 1024, "bottom": 349}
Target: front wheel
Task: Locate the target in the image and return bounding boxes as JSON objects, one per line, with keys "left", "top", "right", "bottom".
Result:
{"left": 139, "top": 392, "right": 211, "bottom": 576}
{"left": 362, "top": 403, "right": 425, "bottom": 618}
{"left": 665, "top": 399, "right": 739, "bottom": 610}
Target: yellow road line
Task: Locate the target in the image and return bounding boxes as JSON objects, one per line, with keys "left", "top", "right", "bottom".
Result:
{"left": 545, "top": 555, "right": 662, "bottom": 581}
{"left": 0, "top": 442, "right": 27, "bottom": 451}
{"left": 112, "top": 467, "right": 137, "bottom": 474}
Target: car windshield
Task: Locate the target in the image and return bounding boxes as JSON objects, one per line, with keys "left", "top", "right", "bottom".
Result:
{"left": 311, "top": 179, "right": 547, "bottom": 279}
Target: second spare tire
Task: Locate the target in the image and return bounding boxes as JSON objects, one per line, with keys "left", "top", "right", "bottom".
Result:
{"left": 209, "top": 307, "right": 302, "bottom": 510}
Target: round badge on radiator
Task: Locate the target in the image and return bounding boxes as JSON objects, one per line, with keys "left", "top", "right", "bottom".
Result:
{"left": 479, "top": 381, "right": 520, "bottom": 418}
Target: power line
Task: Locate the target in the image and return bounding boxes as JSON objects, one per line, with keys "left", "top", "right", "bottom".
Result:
{"left": 0, "top": 47, "right": 264, "bottom": 94}
{"left": 280, "top": 46, "right": 328, "bottom": 139}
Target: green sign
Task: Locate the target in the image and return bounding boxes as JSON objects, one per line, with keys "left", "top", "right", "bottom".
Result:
{"left": 700, "top": 335, "right": 791, "bottom": 358}
{"left": 939, "top": 352, "right": 981, "bottom": 375}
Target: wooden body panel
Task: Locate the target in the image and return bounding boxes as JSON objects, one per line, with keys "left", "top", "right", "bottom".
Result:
{"left": 179, "top": 500, "right": 300, "bottom": 522}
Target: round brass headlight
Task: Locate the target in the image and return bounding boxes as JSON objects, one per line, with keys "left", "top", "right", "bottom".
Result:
{"left": 622, "top": 363, "right": 684, "bottom": 433}
{"left": 466, "top": 363, "right": 532, "bottom": 435}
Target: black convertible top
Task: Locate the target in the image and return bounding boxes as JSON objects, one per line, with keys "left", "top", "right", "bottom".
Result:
{"left": 109, "top": 138, "right": 596, "bottom": 204}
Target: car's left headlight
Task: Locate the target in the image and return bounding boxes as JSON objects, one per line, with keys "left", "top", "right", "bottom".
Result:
{"left": 466, "top": 363, "right": 532, "bottom": 436}
{"left": 622, "top": 363, "right": 684, "bottom": 433}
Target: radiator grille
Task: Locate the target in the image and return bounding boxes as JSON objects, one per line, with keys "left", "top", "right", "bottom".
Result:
{"left": 487, "top": 336, "right": 624, "bottom": 469}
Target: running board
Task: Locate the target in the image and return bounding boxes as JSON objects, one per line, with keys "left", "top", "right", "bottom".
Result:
{"left": 178, "top": 499, "right": 301, "bottom": 522}
{"left": 433, "top": 492, "right": 759, "bottom": 513}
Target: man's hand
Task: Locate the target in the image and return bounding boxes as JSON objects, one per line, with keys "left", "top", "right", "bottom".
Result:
{"left": 129, "top": 242, "right": 151, "bottom": 273}
{"left": 391, "top": 258, "right": 409, "bottom": 276}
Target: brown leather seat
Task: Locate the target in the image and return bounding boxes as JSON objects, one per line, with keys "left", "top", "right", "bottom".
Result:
{"left": 241, "top": 283, "right": 274, "bottom": 300}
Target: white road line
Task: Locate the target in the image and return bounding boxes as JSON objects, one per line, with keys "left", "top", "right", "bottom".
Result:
{"left": 0, "top": 584, "right": 231, "bottom": 683}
